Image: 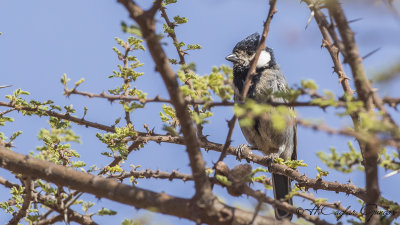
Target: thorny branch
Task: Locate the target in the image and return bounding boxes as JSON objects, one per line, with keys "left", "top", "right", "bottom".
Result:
{"left": 0, "top": 101, "right": 115, "bottom": 133}
{"left": 122, "top": 130, "right": 399, "bottom": 215}
{"left": 326, "top": 1, "right": 386, "bottom": 224}
{"left": 65, "top": 86, "right": 400, "bottom": 109}
{"left": 303, "top": 0, "right": 354, "bottom": 96}
{"left": 0, "top": 146, "right": 294, "bottom": 225}
{"left": 302, "top": 0, "right": 400, "bottom": 224}
{"left": 117, "top": 0, "right": 212, "bottom": 202}
{"left": 0, "top": 176, "right": 98, "bottom": 225}
{"left": 108, "top": 168, "right": 193, "bottom": 181}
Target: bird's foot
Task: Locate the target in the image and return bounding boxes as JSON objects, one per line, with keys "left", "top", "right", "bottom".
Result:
{"left": 262, "top": 155, "right": 276, "bottom": 167}
{"left": 235, "top": 144, "right": 252, "bottom": 162}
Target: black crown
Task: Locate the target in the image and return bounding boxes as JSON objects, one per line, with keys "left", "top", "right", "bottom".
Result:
{"left": 233, "top": 33, "right": 260, "bottom": 54}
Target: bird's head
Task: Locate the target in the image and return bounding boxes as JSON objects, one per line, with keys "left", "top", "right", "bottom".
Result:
{"left": 226, "top": 33, "right": 276, "bottom": 69}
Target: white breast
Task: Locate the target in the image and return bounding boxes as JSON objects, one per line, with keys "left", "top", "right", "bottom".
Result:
{"left": 256, "top": 50, "right": 271, "bottom": 68}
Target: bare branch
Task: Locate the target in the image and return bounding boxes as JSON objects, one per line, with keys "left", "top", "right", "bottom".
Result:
{"left": 35, "top": 215, "right": 64, "bottom": 225}
{"left": 147, "top": 0, "right": 162, "bottom": 18}
{"left": 241, "top": 0, "right": 277, "bottom": 100}
{"left": 0, "top": 101, "right": 115, "bottom": 132}
{"left": 109, "top": 168, "right": 193, "bottom": 181}
{"left": 64, "top": 88, "right": 358, "bottom": 109}
{"left": 303, "top": 0, "right": 354, "bottom": 96}
{"left": 383, "top": 97, "right": 400, "bottom": 108}
{"left": 0, "top": 108, "right": 15, "bottom": 116}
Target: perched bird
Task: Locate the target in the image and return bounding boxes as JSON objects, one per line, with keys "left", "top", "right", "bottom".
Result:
{"left": 226, "top": 33, "right": 297, "bottom": 220}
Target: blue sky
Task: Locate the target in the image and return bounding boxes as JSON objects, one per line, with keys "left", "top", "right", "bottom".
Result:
{"left": 1, "top": 0, "right": 400, "bottom": 224}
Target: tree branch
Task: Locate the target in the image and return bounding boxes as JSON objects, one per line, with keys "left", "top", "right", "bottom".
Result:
{"left": 0, "top": 146, "right": 295, "bottom": 225}
{"left": 117, "top": 0, "right": 212, "bottom": 199}
{"left": 109, "top": 168, "right": 193, "bottom": 182}
{"left": 326, "top": 1, "right": 385, "bottom": 224}
{"left": 7, "top": 177, "right": 33, "bottom": 225}
{"left": 0, "top": 101, "right": 115, "bottom": 132}
{"left": 35, "top": 215, "right": 64, "bottom": 225}
{"left": 0, "top": 175, "right": 98, "bottom": 225}
{"left": 303, "top": 0, "right": 354, "bottom": 96}
{"left": 243, "top": 187, "right": 333, "bottom": 225}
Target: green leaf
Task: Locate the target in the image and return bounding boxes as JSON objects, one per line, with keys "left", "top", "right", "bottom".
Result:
{"left": 174, "top": 41, "right": 185, "bottom": 48}
{"left": 186, "top": 44, "right": 202, "bottom": 51}
{"left": 74, "top": 78, "right": 85, "bottom": 87}
{"left": 97, "top": 207, "right": 117, "bottom": 216}
{"left": 121, "top": 22, "right": 142, "bottom": 37}
{"left": 216, "top": 175, "right": 232, "bottom": 186}
{"left": 9, "top": 131, "right": 22, "bottom": 142}
{"left": 72, "top": 161, "right": 86, "bottom": 168}
{"left": 162, "top": 24, "right": 175, "bottom": 34}
{"left": 316, "top": 166, "right": 329, "bottom": 179}
{"left": 61, "top": 74, "right": 71, "bottom": 85}
{"left": 163, "top": 0, "right": 177, "bottom": 6}
{"left": 121, "top": 219, "right": 140, "bottom": 225}
{"left": 173, "top": 16, "right": 188, "bottom": 24}
{"left": 301, "top": 79, "right": 318, "bottom": 90}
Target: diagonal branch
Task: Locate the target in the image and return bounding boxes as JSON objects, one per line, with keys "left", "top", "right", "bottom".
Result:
{"left": 326, "top": 1, "right": 385, "bottom": 224}
{"left": 216, "top": 0, "right": 278, "bottom": 165}
{"left": 303, "top": 0, "right": 353, "bottom": 96}
{"left": 0, "top": 101, "right": 115, "bottom": 132}
{"left": 35, "top": 215, "right": 64, "bottom": 225}
{"left": 241, "top": 0, "right": 278, "bottom": 101}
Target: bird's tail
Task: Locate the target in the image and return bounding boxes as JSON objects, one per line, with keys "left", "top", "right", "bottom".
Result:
{"left": 272, "top": 173, "right": 293, "bottom": 220}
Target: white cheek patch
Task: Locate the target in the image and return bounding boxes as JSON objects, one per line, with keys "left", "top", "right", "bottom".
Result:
{"left": 256, "top": 50, "right": 271, "bottom": 68}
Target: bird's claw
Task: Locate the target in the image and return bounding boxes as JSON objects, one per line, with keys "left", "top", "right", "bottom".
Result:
{"left": 263, "top": 156, "right": 274, "bottom": 167}
{"left": 235, "top": 144, "right": 251, "bottom": 162}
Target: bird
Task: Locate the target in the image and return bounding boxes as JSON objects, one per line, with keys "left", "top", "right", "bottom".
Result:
{"left": 226, "top": 33, "right": 297, "bottom": 220}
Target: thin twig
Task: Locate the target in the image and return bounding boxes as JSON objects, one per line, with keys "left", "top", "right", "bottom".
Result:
{"left": 117, "top": 0, "right": 212, "bottom": 199}
{"left": 7, "top": 177, "right": 33, "bottom": 225}
{"left": 0, "top": 108, "right": 15, "bottom": 117}
{"left": 159, "top": 6, "right": 205, "bottom": 140}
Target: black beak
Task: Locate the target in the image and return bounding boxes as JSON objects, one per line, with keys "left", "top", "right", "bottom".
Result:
{"left": 225, "top": 54, "right": 239, "bottom": 63}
